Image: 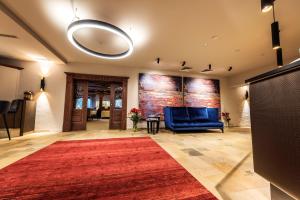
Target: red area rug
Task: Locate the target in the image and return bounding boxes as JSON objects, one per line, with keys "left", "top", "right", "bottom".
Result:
{"left": 0, "top": 137, "right": 217, "bottom": 200}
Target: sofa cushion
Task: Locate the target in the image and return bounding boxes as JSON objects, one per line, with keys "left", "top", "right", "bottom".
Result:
{"left": 188, "top": 107, "right": 208, "bottom": 121}
{"left": 171, "top": 107, "right": 189, "bottom": 121}
{"left": 172, "top": 122, "right": 223, "bottom": 128}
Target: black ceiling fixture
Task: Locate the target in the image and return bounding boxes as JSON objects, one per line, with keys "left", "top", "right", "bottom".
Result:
{"left": 276, "top": 48, "right": 283, "bottom": 66}
{"left": 228, "top": 66, "right": 233, "bottom": 72}
{"left": 271, "top": 21, "right": 280, "bottom": 50}
{"left": 261, "top": 0, "right": 283, "bottom": 67}
{"left": 201, "top": 64, "right": 213, "bottom": 73}
{"left": 180, "top": 61, "right": 192, "bottom": 72}
{"left": 156, "top": 57, "right": 160, "bottom": 64}
{"left": 261, "top": 0, "right": 275, "bottom": 13}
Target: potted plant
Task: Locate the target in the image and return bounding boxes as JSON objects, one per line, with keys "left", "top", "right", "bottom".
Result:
{"left": 222, "top": 112, "right": 231, "bottom": 127}
{"left": 129, "top": 108, "right": 142, "bottom": 131}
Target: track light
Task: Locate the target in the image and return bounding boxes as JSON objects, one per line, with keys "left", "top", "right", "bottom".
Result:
{"left": 271, "top": 21, "right": 280, "bottom": 50}
{"left": 156, "top": 57, "right": 160, "bottom": 64}
{"left": 276, "top": 48, "right": 283, "bottom": 67}
{"left": 180, "top": 61, "right": 192, "bottom": 72}
{"left": 261, "top": 0, "right": 275, "bottom": 13}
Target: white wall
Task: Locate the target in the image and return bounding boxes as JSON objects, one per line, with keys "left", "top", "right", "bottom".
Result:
{"left": 0, "top": 66, "right": 20, "bottom": 101}
{"left": 16, "top": 61, "right": 231, "bottom": 132}
{"left": 11, "top": 59, "right": 285, "bottom": 131}
{"left": 225, "top": 65, "right": 277, "bottom": 127}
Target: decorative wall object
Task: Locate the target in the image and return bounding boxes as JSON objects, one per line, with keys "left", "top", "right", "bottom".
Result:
{"left": 183, "top": 77, "right": 220, "bottom": 108}
{"left": 138, "top": 73, "right": 182, "bottom": 119}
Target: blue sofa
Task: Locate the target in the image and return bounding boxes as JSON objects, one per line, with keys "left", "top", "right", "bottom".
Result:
{"left": 163, "top": 107, "right": 224, "bottom": 133}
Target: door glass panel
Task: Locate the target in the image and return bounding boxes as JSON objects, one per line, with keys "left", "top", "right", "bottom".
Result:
{"left": 114, "top": 85, "right": 123, "bottom": 109}
{"left": 73, "top": 81, "right": 84, "bottom": 110}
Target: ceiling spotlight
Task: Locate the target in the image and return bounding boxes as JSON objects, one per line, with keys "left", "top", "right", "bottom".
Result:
{"left": 67, "top": 19, "right": 133, "bottom": 60}
{"left": 201, "top": 64, "right": 213, "bottom": 73}
{"left": 261, "top": 0, "right": 275, "bottom": 13}
{"left": 156, "top": 57, "right": 160, "bottom": 64}
{"left": 180, "top": 61, "right": 192, "bottom": 72}
{"left": 228, "top": 66, "right": 233, "bottom": 71}
{"left": 211, "top": 35, "right": 219, "bottom": 40}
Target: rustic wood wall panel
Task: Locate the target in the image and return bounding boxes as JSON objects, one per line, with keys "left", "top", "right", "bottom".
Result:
{"left": 138, "top": 73, "right": 221, "bottom": 119}
{"left": 138, "top": 73, "right": 183, "bottom": 119}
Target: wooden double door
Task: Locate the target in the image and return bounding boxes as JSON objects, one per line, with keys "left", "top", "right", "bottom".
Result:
{"left": 63, "top": 73, "right": 128, "bottom": 132}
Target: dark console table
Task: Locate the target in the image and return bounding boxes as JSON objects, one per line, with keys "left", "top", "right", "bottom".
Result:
{"left": 246, "top": 60, "right": 300, "bottom": 200}
{"left": 0, "top": 100, "right": 36, "bottom": 136}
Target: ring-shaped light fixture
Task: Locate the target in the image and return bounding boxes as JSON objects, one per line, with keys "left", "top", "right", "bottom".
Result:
{"left": 67, "top": 19, "right": 133, "bottom": 60}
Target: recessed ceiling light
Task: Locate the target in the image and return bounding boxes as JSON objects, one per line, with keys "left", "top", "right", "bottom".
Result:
{"left": 211, "top": 35, "right": 219, "bottom": 40}
{"left": 67, "top": 19, "right": 134, "bottom": 60}
{"left": 234, "top": 49, "right": 241, "bottom": 52}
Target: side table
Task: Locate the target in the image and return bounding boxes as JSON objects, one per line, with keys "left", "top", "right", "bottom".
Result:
{"left": 146, "top": 117, "right": 160, "bottom": 134}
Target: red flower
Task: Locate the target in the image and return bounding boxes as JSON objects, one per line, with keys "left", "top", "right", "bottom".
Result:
{"left": 130, "top": 108, "right": 141, "bottom": 114}
{"left": 221, "top": 112, "right": 230, "bottom": 121}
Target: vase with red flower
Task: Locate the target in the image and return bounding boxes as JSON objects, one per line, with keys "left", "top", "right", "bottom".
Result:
{"left": 129, "top": 108, "right": 142, "bottom": 131}
{"left": 222, "top": 112, "right": 231, "bottom": 127}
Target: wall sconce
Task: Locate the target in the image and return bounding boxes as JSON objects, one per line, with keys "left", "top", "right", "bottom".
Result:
{"left": 40, "top": 77, "right": 46, "bottom": 92}
{"left": 245, "top": 90, "right": 249, "bottom": 100}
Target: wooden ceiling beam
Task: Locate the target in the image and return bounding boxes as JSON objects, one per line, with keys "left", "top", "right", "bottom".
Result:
{"left": 0, "top": 56, "right": 24, "bottom": 70}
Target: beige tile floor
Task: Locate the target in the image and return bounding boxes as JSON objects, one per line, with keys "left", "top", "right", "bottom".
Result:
{"left": 0, "top": 128, "right": 270, "bottom": 200}
{"left": 87, "top": 119, "right": 109, "bottom": 130}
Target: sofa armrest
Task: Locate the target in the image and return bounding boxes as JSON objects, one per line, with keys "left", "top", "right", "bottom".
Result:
{"left": 207, "top": 108, "right": 220, "bottom": 122}
{"left": 163, "top": 107, "right": 173, "bottom": 129}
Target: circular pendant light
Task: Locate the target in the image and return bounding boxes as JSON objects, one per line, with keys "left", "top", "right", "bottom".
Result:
{"left": 67, "top": 19, "right": 133, "bottom": 60}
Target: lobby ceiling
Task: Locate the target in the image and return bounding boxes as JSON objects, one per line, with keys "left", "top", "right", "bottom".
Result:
{"left": 0, "top": 0, "right": 300, "bottom": 76}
